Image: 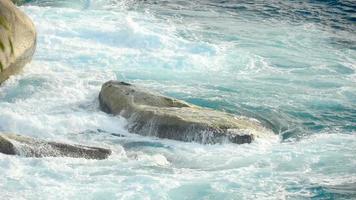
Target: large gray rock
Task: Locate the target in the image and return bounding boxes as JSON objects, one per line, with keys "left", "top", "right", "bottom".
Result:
{"left": 99, "top": 81, "right": 273, "bottom": 144}
{"left": 0, "top": 0, "right": 36, "bottom": 84}
{"left": 0, "top": 134, "right": 111, "bottom": 159}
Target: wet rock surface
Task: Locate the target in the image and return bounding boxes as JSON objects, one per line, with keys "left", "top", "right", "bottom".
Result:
{"left": 0, "top": 134, "right": 111, "bottom": 159}
{"left": 99, "top": 80, "right": 273, "bottom": 144}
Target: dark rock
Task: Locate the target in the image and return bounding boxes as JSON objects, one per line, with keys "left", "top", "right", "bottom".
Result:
{"left": 0, "top": 134, "right": 111, "bottom": 159}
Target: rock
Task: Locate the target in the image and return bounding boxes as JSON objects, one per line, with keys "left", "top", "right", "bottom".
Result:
{"left": 0, "top": 134, "right": 111, "bottom": 159}
{"left": 0, "top": 0, "right": 36, "bottom": 84}
{"left": 99, "top": 80, "right": 273, "bottom": 144}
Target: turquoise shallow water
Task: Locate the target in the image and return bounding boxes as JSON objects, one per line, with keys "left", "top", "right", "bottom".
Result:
{"left": 0, "top": 0, "right": 355, "bottom": 199}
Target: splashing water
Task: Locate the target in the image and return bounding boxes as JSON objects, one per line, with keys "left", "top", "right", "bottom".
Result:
{"left": 0, "top": 0, "right": 355, "bottom": 199}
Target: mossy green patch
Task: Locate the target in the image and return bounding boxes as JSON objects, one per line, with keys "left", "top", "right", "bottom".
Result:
{"left": 0, "top": 39, "right": 4, "bottom": 52}
{"left": 0, "top": 16, "right": 10, "bottom": 31}
{"left": 8, "top": 37, "right": 14, "bottom": 55}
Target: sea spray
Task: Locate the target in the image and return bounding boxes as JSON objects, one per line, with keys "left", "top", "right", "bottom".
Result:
{"left": 0, "top": 0, "right": 355, "bottom": 199}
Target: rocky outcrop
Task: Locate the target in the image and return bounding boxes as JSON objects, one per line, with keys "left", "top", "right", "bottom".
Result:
{"left": 0, "top": 0, "right": 36, "bottom": 84}
{"left": 0, "top": 134, "right": 111, "bottom": 159}
{"left": 99, "top": 80, "right": 273, "bottom": 144}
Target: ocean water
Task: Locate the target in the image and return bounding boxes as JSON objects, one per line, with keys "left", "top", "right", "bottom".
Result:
{"left": 0, "top": 0, "right": 355, "bottom": 199}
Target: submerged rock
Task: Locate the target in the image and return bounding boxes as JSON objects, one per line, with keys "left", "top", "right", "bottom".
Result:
{"left": 99, "top": 80, "right": 273, "bottom": 144}
{"left": 0, "top": 134, "right": 111, "bottom": 159}
{"left": 0, "top": 0, "right": 37, "bottom": 84}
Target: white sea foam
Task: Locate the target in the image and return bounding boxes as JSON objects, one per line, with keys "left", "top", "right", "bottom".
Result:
{"left": 0, "top": 2, "right": 355, "bottom": 200}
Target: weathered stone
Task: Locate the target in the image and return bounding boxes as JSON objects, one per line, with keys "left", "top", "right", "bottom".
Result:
{"left": 0, "top": 134, "right": 111, "bottom": 159}
{"left": 0, "top": 0, "right": 36, "bottom": 84}
{"left": 99, "top": 80, "right": 273, "bottom": 144}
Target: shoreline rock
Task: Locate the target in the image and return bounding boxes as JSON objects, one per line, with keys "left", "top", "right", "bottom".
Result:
{"left": 0, "top": 134, "right": 111, "bottom": 159}
{"left": 99, "top": 80, "right": 273, "bottom": 144}
{"left": 0, "top": 0, "right": 36, "bottom": 84}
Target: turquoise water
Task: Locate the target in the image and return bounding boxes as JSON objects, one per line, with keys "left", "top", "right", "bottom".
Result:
{"left": 0, "top": 0, "right": 355, "bottom": 199}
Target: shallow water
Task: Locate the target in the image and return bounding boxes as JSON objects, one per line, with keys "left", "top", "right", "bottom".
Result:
{"left": 0, "top": 0, "right": 355, "bottom": 199}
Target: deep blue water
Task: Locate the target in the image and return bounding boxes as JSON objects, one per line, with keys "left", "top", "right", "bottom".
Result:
{"left": 0, "top": 0, "right": 355, "bottom": 199}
